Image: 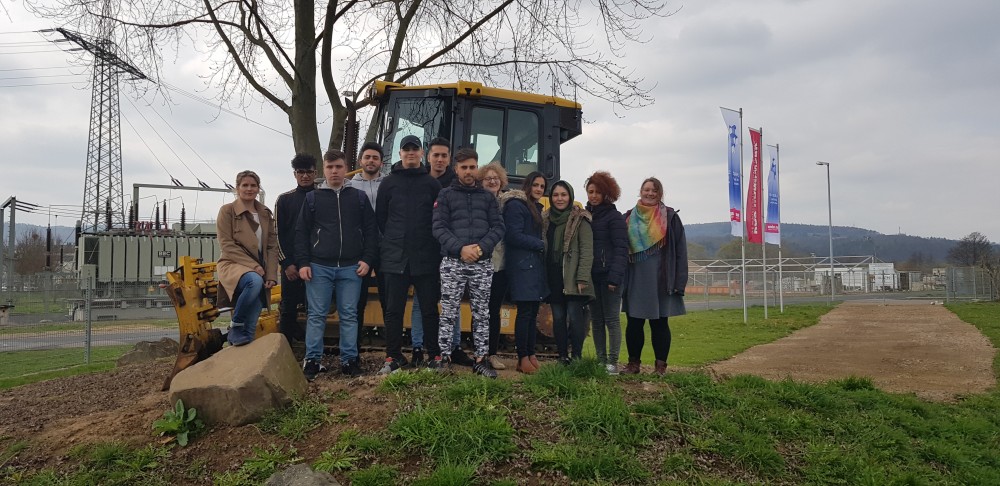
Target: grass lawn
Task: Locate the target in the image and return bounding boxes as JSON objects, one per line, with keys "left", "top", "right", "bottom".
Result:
{"left": 5, "top": 302, "right": 1000, "bottom": 484}
{"left": 0, "top": 345, "right": 132, "bottom": 390}
{"left": 0, "top": 319, "right": 178, "bottom": 335}
{"left": 583, "top": 304, "right": 831, "bottom": 366}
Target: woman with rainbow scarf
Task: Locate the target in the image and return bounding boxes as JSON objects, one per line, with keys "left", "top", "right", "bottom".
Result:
{"left": 620, "top": 177, "right": 688, "bottom": 375}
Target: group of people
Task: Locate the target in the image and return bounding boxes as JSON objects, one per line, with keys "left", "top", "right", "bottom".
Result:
{"left": 214, "top": 136, "right": 688, "bottom": 382}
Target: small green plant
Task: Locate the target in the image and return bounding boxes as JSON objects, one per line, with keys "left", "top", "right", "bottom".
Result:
{"left": 313, "top": 445, "right": 359, "bottom": 472}
{"left": 350, "top": 464, "right": 398, "bottom": 486}
{"left": 530, "top": 440, "right": 651, "bottom": 483}
{"left": 258, "top": 397, "right": 329, "bottom": 440}
{"left": 389, "top": 400, "right": 516, "bottom": 463}
{"left": 412, "top": 461, "right": 477, "bottom": 486}
{"left": 152, "top": 399, "right": 204, "bottom": 446}
{"left": 214, "top": 445, "right": 301, "bottom": 485}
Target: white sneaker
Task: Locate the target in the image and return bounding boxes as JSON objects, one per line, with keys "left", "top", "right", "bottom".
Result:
{"left": 606, "top": 363, "right": 619, "bottom": 376}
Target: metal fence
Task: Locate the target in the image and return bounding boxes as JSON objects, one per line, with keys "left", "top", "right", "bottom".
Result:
{"left": 1, "top": 259, "right": 973, "bottom": 380}
{"left": 945, "top": 266, "right": 998, "bottom": 302}
{"left": 0, "top": 274, "right": 197, "bottom": 379}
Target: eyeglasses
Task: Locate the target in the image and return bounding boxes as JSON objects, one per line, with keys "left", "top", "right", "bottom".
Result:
{"left": 483, "top": 177, "right": 501, "bottom": 183}
{"left": 294, "top": 169, "right": 316, "bottom": 175}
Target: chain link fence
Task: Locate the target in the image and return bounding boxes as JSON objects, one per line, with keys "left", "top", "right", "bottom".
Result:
{"left": 0, "top": 273, "right": 193, "bottom": 382}
{"left": 945, "top": 267, "right": 998, "bottom": 302}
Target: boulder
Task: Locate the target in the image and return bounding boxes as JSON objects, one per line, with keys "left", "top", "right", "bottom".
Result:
{"left": 168, "top": 333, "right": 307, "bottom": 425}
{"left": 266, "top": 464, "right": 341, "bottom": 486}
{"left": 117, "top": 337, "right": 179, "bottom": 366}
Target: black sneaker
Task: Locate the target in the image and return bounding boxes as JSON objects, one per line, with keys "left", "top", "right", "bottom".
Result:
{"left": 473, "top": 359, "right": 498, "bottom": 379}
{"left": 451, "top": 346, "right": 475, "bottom": 367}
{"left": 410, "top": 347, "right": 425, "bottom": 367}
{"left": 341, "top": 358, "right": 363, "bottom": 378}
{"left": 303, "top": 358, "right": 324, "bottom": 381}
{"left": 429, "top": 355, "right": 452, "bottom": 373}
{"left": 378, "top": 357, "right": 404, "bottom": 375}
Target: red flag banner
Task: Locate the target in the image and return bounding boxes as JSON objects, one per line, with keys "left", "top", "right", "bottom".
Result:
{"left": 747, "top": 128, "right": 763, "bottom": 244}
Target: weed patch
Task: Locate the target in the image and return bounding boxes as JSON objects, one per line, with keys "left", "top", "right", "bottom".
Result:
{"left": 258, "top": 397, "right": 329, "bottom": 440}
{"left": 390, "top": 400, "right": 515, "bottom": 464}
{"left": 412, "top": 461, "right": 477, "bottom": 486}
{"left": 530, "top": 440, "right": 651, "bottom": 484}
{"left": 214, "top": 444, "right": 300, "bottom": 486}
{"left": 350, "top": 464, "right": 398, "bottom": 486}
{"left": 562, "top": 388, "right": 656, "bottom": 447}
{"left": 152, "top": 399, "right": 204, "bottom": 446}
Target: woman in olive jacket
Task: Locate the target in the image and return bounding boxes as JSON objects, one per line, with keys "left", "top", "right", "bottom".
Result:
{"left": 544, "top": 180, "right": 595, "bottom": 363}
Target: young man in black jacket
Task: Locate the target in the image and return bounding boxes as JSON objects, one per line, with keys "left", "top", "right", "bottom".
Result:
{"left": 375, "top": 135, "right": 443, "bottom": 374}
{"left": 294, "top": 149, "right": 379, "bottom": 380}
{"left": 274, "top": 154, "right": 316, "bottom": 343}
{"left": 432, "top": 147, "right": 505, "bottom": 377}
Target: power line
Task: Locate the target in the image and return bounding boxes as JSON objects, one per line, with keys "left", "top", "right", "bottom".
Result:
{"left": 0, "top": 81, "right": 88, "bottom": 88}
{"left": 160, "top": 81, "right": 291, "bottom": 138}
{"left": 123, "top": 97, "right": 202, "bottom": 184}
{"left": 121, "top": 111, "right": 179, "bottom": 184}
{"left": 0, "top": 49, "right": 74, "bottom": 55}
{"left": 144, "top": 101, "right": 231, "bottom": 188}
{"left": 0, "top": 66, "right": 79, "bottom": 72}
{"left": 0, "top": 73, "right": 86, "bottom": 80}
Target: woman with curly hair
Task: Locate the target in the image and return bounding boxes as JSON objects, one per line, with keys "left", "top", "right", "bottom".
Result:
{"left": 585, "top": 171, "right": 628, "bottom": 374}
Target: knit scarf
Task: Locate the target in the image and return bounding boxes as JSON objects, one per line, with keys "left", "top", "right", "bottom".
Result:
{"left": 547, "top": 181, "right": 574, "bottom": 263}
{"left": 627, "top": 201, "right": 668, "bottom": 262}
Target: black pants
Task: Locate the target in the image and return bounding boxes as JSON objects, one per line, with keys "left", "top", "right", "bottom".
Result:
{"left": 625, "top": 315, "right": 671, "bottom": 362}
{"left": 551, "top": 297, "right": 588, "bottom": 360}
{"left": 355, "top": 270, "right": 385, "bottom": 348}
{"left": 279, "top": 268, "right": 307, "bottom": 341}
{"left": 384, "top": 272, "right": 440, "bottom": 361}
{"left": 514, "top": 300, "right": 540, "bottom": 358}
{"left": 487, "top": 270, "right": 508, "bottom": 355}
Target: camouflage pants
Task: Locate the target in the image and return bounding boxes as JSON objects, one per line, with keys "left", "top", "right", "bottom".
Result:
{"left": 438, "top": 256, "right": 493, "bottom": 358}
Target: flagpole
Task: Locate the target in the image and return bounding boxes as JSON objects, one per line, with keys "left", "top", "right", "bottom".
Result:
{"left": 761, "top": 127, "right": 768, "bottom": 320}
{"left": 776, "top": 143, "right": 784, "bottom": 313}
{"left": 739, "top": 109, "right": 747, "bottom": 324}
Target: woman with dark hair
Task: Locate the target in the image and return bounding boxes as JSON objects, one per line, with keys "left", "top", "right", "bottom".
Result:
{"left": 216, "top": 170, "right": 280, "bottom": 346}
{"left": 503, "top": 171, "right": 548, "bottom": 373}
{"left": 621, "top": 177, "right": 688, "bottom": 375}
{"left": 544, "top": 180, "right": 594, "bottom": 364}
{"left": 585, "top": 171, "right": 628, "bottom": 375}
{"left": 479, "top": 162, "right": 510, "bottom": 370}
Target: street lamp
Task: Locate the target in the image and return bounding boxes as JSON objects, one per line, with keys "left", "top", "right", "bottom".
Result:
{"left": 816, "top": 161, "right": 834, "bottom": 304}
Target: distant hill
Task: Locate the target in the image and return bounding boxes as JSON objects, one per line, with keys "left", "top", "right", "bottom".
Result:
{"left": 9, "top": 223, "right": 76, "bottom": 244}
{"left": 685, "top": 222, "right": 957, "bottom": 264}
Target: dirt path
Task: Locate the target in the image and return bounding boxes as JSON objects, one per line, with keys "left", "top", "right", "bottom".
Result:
{"left": 708, "top": 300, "right": 997, "bottom": 401}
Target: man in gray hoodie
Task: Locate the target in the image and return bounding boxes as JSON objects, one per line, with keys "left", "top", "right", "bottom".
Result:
{"left": 347, "top": 141, "right": 385, "bottom": 347}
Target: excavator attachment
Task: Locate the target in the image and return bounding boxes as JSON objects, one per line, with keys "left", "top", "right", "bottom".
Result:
{"left": 161, "top": 256, "right": 280, "bottom": 389}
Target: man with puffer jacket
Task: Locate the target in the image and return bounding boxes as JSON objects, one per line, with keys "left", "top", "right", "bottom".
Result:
{"left": 294, "top": 149, "right": 379, "bottom": 380}
{"left": 431, "top": 147, "right": 505, "bottom": 377}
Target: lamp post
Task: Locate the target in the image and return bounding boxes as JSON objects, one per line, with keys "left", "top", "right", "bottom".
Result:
{"left": 816, "top": 161, "right": 834, "bottom": 304}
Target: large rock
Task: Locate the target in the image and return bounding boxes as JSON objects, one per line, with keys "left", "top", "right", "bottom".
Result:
{"left": 266, "top": 464, "right": 341, "bottom": 486}
{"left": 168, "top": 333, "right": 307, "bottom": 425}
{"left": 117, "top": 337, "right": 179, "bottom": 366}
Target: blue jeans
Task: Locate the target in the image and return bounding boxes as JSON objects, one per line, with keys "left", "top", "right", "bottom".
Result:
{"left": 232, "top": 272, "right": 265, "bottom": 336}
{"left": 410, "top": 293, "right": 460, "bottom": 349}
{"left": 305, "top": 263, "right": 363, "bottom": 364}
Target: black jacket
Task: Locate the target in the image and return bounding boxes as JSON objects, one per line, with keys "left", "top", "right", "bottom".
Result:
{"left": 294, "top": 185, "right": 379, "bottom": 269}
{"left": 587, "top": 202, "right": 628, "bottom": 287}
{"left": 275, "top": 184, "right": 313, "bottom": 267}
{"left": 432, "top": 180, "right": 505, "bottom": 260}
{"left": 435, "top": 165, "right": 457, "bottom": 188}
{"left": 376, "top": 163, "right": 442, "bottom": 275}
{"left": 503, "top": 193, "right": 548, "bottom": 302}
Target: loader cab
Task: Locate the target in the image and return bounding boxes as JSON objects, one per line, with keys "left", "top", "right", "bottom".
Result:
{"left": 370, "top": 80, "right": 582, "bottom": 185}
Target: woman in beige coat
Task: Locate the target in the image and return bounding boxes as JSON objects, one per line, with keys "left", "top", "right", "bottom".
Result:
{"left": 217, "top": 170, "right": 280, "bottom": 346}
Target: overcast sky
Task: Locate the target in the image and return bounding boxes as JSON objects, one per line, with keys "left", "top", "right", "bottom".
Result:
{"left": 2, "top": 0, "right": 998, "bottom": 243}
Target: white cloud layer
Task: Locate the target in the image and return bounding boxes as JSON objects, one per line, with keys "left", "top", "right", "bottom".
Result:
{"left": 2, "top": 0, "right": 998, "bottom": 242}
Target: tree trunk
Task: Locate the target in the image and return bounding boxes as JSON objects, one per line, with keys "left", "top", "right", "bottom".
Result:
{"left": 291, "top": 0, "right": 322, "bottom": 165}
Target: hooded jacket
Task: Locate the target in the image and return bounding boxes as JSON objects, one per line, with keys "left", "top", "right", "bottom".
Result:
{"left": 376, "top": 162, "right": 442, "bottom": 275}
{"left": 294, "top": 184, "right": 379, "bottom": 269}
{"left": 543, "top": 205, "right": 596, "bottom": 299}
{"left": 587, "top": 202, "right": 628, "bottom": 287}
{"left": 347, "top": 172, "right": 384, "bottom": 211}
{"left": 432, "top": 179, "right": 505, "bottom": 260}
{"left": 502, "top": 190, "right": 548, "bottom": 302}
